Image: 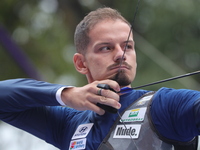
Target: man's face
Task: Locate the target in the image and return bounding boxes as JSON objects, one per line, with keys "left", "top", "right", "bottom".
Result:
{"left": 83, "top": 19, "right": 137, "bottom": 87}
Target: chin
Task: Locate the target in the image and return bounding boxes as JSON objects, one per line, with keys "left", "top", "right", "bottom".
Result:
{"left": 110, "top": 71, "right": 132, "bottom": 86}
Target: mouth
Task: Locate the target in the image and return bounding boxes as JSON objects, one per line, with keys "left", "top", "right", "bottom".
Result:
{"left": 108, "top": 63, "right": 132, "bottom": 71}
{"left": 111, "top": 66, "right": 130, "bottom": 71}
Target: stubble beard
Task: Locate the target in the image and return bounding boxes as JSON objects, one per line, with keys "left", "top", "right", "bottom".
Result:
{"left": 110, "top": 69, "right": 131, "bottom": 87}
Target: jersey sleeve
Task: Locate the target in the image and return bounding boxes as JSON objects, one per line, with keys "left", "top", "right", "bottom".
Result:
{"left": 150, "top": 87, "right": 200, "bottom": 142}
{"left": 0, "top": 78, "right": 71, "bottom": 147}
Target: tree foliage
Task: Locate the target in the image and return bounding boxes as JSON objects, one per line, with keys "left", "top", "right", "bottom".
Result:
{"left": 0, "top": 0, "right": 200, "bottom": 149}
{"left": 0, "top": 0, "right": 199, "bottom": 89}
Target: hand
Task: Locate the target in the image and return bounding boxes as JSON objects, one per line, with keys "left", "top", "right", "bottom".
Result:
{"left": 61, "top": 80, "right": 121, "bottom": 115}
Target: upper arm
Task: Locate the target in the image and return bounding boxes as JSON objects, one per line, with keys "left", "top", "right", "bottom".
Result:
{"left": 150, "top": 88, "right": 200, "bottom": 142}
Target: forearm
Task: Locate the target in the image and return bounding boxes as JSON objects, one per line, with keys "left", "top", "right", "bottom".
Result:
{"left": 0, "top": 78, "right": 64, "bottom": 112}
{"left": 0, "top": 78, "right": 70, "bottom": 143}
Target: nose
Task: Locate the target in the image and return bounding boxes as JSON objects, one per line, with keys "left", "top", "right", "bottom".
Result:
{"left": 114, "top": 45, "right": 126, "bottom": 63}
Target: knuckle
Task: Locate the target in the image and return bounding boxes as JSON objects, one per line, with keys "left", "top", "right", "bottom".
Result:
{"left": 87, "top": 86, "right": 94, "bottom": 92}
{"left": 85, "top": 93, "right": 92, "bottom": 100}
{"left": 103, "top": 89, "right": 109, "bottom": 97}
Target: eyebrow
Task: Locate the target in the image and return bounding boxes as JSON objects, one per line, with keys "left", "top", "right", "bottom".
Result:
{"left": 96, "top": 42, "right": 110, "bottom": 46}
{"left": 123, "top": 40, "right": 134, "bottom": 43}
{"left": 123, "top": 40, "right": 134, "bottom": 46}
{"left": 94, "top": 39, "right": 134, "bottom": 50}
{"left": 96, "top": 40, "right": 134, "bottom": 46}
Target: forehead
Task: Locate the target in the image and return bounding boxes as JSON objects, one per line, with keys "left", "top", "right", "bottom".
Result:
{"left": 88, "top": 19, "right": 132, "bottom": 43}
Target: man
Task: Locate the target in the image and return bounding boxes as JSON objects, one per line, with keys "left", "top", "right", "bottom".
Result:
{"left": 0, "top": 7, "right": 200, "bottom": 150}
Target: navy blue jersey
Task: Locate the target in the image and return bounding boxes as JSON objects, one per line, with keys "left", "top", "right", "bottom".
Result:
{"left": 0, "top": 79, "right": 199, "bottom": 150}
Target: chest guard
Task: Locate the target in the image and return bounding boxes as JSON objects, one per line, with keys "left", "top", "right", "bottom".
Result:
{"left": 97, "top": 92, "right": 198, "bottom": 150}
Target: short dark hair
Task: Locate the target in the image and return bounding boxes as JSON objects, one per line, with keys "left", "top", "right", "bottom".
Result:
{"left": 74, "top": 7, "right": 131, "bottom": 54}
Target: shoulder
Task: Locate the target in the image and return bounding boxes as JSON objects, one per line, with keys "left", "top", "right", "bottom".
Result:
{"left": 150, "top": 87, "right": 200, "bottom": 142}
{"left": 151, "top": 87, "right": 200, "bottom": 116}
{"left": 154, "top": 87, "right": 200, "bottom": 103}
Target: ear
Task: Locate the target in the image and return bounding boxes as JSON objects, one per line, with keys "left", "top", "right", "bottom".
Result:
{"left": 73, "top": 53, "right": 88, "bottom": 75}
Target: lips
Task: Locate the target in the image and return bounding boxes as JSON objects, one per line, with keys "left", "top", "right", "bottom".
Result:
{"left": 108, "top": 62, "right": 132, "bottom": 71}
{"left": 111, "top": 65, "right": 130, "bottom": 70}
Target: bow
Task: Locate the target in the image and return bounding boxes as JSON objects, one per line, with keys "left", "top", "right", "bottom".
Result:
{"left": 119, "top": 0, "right": 200, "bottom": 90}
{"left": 119, "top": 0, "right": 140, "bottom": 69}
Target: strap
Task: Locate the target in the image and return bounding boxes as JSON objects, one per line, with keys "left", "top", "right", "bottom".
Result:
{"left": 173, "top": 137, "right": 198, "bottom": 150}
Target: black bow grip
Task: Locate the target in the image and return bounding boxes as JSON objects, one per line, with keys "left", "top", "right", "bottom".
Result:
{"left": 96, "top": 84, "right": 118, "bottom": 114}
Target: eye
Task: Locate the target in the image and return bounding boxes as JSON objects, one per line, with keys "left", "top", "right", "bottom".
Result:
{"left": 122, "top": 40, "right": 134, "bottom": 51}
{"left": 126, "top": 44, "right": 133, "bottom": 49}
{"left": 124, "top": 44, "right": 133, "bottom": 50}
{"left": 99, "top": 46, "right": 112, "bottom": 52}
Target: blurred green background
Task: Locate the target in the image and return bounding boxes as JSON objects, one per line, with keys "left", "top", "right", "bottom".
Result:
{"left": 0, "top": 0, "right": 200, "bottom": 90}
{"left": 0, "top": 0, "right": 200, "bottom": 149}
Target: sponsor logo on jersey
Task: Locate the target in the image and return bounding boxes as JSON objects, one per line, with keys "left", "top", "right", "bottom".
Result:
{"left": 69, "top": 138, "right": 86, "bottom": 150}
{"left": 72, "top": 123, "right": 93, "bottom": 140}
{"left": 120, "top": 107, "right": 147, "bottom": 122}
{"left": 113, "top": 124, "right": 141, "bottom": 139}
{"left": 128, "top": 109, "right": 140, "bottom": 117}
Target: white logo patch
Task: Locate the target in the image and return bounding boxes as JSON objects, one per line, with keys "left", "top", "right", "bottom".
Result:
{"left": 135, "top": 95, "right": 153, "bottom": 106}
{"left": 69, "top": 138, "right": 86, "bottom": 150}
{"left": 120, "top": 107, "right": 147, "bottom": 122}
{"left": 72, "top": 123, "right": 93, "bottom": 140}
{"left": 113, "top": 124, "right": 141, "bottom": 139}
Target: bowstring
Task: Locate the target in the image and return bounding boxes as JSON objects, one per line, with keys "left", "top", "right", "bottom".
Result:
{"left": 118, "top": 0, "right": 141, "bottom": 71}
{"left": 117, "top": 0, "right": 141, "bottom": 142}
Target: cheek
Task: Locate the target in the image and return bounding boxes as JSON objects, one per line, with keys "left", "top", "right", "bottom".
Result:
{"left": 87, "top": 58, "right": 103, "bottom": 72}
{"left": 128, "top": 51, "right": 137, "bottom": 64}
{"left": 134, "top": 54, "right": 137, "bottom": 66}
{"left": 89, "top": 59, "right": 109, "bottom": 78}
{"left": 88, "top": 54, "right": 108, "bottom": 67}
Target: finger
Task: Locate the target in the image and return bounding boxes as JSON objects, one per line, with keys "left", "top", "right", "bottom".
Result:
{"left": 100, "top": 80, "right": 120, "bottom": 92}
{"left": 93, "top": 80, "right": 120, "bottom": 93}
{"left": 100, "top": 88, "right": 120, "bottom": 101}
{"left": 85, "top": 102, "right": 105, "bottom": 115}
{"left": 88, "top": 94, "right": 121, "bottom": 109}
{"left": 97, "top": 88, "right": 103, "bottom": 96}
{"left": 94, "top": 106, "right": 105, "bottom": 115}
{"left": 90, "top": 85, "right": 119, "bottom": 101}
{"left": 99, "top": 97, "right": 121, "bottom": 109}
